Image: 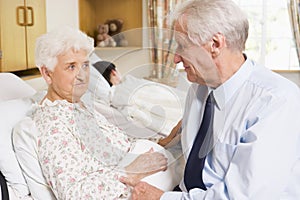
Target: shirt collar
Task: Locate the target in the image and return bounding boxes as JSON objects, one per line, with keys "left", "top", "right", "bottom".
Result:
{"left": 213, "top": 57, "right": 254, "bottom": 110}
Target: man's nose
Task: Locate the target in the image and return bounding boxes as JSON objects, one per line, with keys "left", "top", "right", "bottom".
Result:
{"left": 174, "top": 53, "right": 182, "bottom": 64}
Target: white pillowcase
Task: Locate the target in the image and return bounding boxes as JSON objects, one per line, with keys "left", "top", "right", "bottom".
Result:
{"left": 0, "top": 73, "right": 41, "bottom": 199}
{"left": 0, "top": 73, "right": 36, "bottom": 102}
{"left": 0, "top": 98, "right": 33, "bottom": 198}
{"left": 13, "top": 116, "right": 56, "bottom": 200}
{"left": 0, "top": 86, "right": 46, "bottom": 198}
{"left": 88, "top": 65, "right": 112, "bottom": 104}
{"left": 88, "top": 53, "right": 113, "bottom": 104}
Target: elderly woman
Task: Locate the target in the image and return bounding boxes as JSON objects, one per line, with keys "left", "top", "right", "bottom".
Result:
{"left": 13, "top": 27, "right": 167, "bottom": 199}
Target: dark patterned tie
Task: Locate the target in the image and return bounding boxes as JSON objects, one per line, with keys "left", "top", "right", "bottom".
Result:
{"left": 184, "top": 92, "right": 214, "bottom": 191}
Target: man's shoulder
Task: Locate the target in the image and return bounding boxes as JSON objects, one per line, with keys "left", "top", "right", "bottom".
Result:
{"left": 250, "top": 65, "right": 300, "bottom": 98}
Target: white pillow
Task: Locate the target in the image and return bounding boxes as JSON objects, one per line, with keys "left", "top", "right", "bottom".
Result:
{"left": 88, "top": 61, "right": 112, "bottom": 104}
{"left": 0, "top": 90, "right": 46, "bottom": 199}
{"left": 13, "top": 116, "right": 56, "bottom": 200}
{"left": 25, "top": 76, "right": 48, "bottom": 91}
{"left": 88, "top": 52, "right": 111, "bottom": 103}
{"left": 0, "top": 98, "right": 32, "bottom": 198}
{"left": 0, "top": 73, "right": 36, "bottom": 102}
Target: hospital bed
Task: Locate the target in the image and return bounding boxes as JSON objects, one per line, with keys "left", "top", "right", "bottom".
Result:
{"left": 0, "top": 69, "right": 187, "bottom": 199}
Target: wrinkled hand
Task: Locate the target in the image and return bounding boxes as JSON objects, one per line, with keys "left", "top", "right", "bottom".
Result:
{"left": 121, "top": 148, "right": 167, "bottom": 186}
{"left": 131, "top": 182, "right": 164, "bottom": 200}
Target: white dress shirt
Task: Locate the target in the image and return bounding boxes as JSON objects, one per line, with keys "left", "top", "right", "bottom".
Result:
{"left": 161, "top": 58, "right": 300, "bottom": 199}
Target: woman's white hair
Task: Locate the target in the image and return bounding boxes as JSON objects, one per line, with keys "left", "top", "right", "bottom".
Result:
{"left": 35, "top": 26, "right": 94, "bottom": 71}
{"left": 170, "top": 0, "right": 249, "bottom": 51}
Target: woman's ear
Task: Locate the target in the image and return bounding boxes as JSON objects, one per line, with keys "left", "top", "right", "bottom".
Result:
{"left": 210, "top": 33, "right": 226, "bottom": 58}
{"left": 40, "top": 66, "right": 52, "bottom": 85}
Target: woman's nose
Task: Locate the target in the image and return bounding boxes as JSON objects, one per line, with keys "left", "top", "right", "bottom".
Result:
{"left": 77, "top": 67, "right": 88, "bottom": 80}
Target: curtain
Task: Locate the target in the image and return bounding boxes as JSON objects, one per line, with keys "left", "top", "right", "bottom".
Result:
{"left": 147, "top": 0, "right": 183, "bottom": 86}
{"left": 288, "top": 0, "right": 300, "bottom": 65}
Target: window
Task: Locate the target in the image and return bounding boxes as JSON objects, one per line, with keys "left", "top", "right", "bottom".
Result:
{"left": 233, "top": 0, "right": 299, "bottom": 70}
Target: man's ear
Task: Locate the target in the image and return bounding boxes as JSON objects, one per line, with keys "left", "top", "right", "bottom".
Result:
{"left": 210, "top": 33, "right": 226, "bottom": 58}
{"left": 40, "top": 66, "right": 52, "bottom": 84}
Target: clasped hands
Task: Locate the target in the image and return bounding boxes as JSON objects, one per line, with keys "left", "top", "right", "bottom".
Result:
{"left": 120, "top": 148, "right": 167, "bottom": 186}
{"left": 119, "top": 148, "right": 166, "bottom": 199}
{"left": 120, "top": 148, "right": 168, "bottom": 187}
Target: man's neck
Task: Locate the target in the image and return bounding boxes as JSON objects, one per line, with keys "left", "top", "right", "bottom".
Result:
{"left": 215, "top": 51, "right": 246, "bottom": 85}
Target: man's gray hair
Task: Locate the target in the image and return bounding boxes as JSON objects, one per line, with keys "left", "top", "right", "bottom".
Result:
{"left": 170, "top": 0, "right": 249, "bottom": 51}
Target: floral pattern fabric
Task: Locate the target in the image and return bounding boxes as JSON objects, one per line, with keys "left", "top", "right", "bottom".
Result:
{"left": 33, "top": 99, "right": 131, "bottom": 199}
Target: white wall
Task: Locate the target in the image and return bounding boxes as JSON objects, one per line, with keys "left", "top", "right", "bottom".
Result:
{"left": 45, "top": 0, "right": 79, "bottom": 31}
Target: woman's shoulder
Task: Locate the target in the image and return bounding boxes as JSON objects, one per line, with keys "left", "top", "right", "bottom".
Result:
{"left": 33, "top": 99, "right": 76, "bottom": 122}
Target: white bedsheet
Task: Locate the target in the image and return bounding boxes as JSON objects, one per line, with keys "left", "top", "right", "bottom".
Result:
{"left": 91, "top": 99, "right": 161, "bottom": 139}
{"left": 110, "top": 75, "right": 186, "bottom": 136}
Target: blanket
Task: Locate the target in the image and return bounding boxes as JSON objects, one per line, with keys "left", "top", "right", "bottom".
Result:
{"left": 111, "top": 75, "right": 186, "bottom": 136}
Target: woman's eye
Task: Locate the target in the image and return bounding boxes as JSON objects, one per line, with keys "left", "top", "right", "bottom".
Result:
{"left": 82, "top": 63, "right": 89, "bottom": 69}
{"left": 68, "top": 64, "right": 76, "bottom": 70}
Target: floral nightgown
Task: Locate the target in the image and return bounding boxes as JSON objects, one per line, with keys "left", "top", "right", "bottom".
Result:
{"left": 32, "top": 99, "right": 132, "bottom": 199}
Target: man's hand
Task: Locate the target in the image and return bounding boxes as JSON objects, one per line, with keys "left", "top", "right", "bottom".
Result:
{"left": 122, "top": 181, "right": 164, "bottom": 200}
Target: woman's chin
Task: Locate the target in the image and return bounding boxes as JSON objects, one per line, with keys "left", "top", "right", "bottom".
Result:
{"left": 72, "top": 88, "right": 87, "bottom": 101}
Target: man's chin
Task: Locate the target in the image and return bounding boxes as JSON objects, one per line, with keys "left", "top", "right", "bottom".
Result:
{"left": 186, "top": 74, "right": 196, "bottom": 83}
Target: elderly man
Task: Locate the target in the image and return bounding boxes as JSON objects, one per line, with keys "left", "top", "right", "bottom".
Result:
{"left": 120, "top": 0, "right": 300, "bottom": 199}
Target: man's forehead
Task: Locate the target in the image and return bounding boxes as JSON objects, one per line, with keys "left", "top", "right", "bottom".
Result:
{"left": 174, "top": 31, "right": 192, "bottom": 46}
{"left": 172, "top": 22, "right": 189, "bottom": 41}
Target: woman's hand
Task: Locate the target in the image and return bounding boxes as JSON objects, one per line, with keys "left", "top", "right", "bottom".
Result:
{"left": 121, "top": 148, "right": 167, "bottom": 186}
